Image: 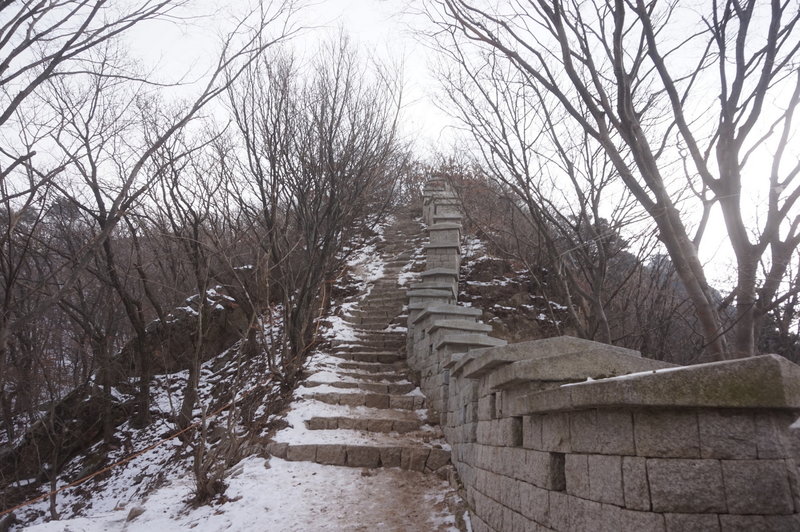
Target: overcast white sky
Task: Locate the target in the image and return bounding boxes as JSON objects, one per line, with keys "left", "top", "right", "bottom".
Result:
{"left": 126, "top": 0, "right": 455, "bottom": 151}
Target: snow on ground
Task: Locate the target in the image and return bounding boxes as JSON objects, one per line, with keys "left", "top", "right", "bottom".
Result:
{"left": 10, "top": 213, "right": 464, "bottom": 531}
{"left": 9, "top": 309, "right": 285, "bottom": 528}
{"left": 23, "top": 457, "right": 459, "bottom": 532}
{"left": 319, "top": 314, "right": 360, "bottom": 342}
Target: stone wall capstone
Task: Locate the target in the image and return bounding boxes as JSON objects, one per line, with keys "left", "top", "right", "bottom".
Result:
{"left": 407, "top": 177, "right": 800, "bottom": 531}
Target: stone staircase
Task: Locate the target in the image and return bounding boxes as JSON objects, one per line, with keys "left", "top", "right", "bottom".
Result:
{"left": 267, "top": 212, "right": 453, "bottom": 478}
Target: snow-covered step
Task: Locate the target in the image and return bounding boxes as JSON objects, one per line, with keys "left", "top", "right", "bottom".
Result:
{"left": 327, "top": 351, "right": 404, "bottom": 364}
{"left": 342, "top": 316, "right": 392, "bottom": 326}
{"left": 303, "top": 392, "right": 426, "bottom": 410}
{"left": 333, "top": 342, "right": 405, "bottom": 352}
{"left": 332, "top": 342, "right": 402, "bottom": 352}
{"left": 358, "top": 304, "right": 404, "bottom": 313}
{"left": 349, "top": 329, "right": 406, "bottom": 337}
{"left": 336, "top": 371, "right": 410, "bottom": 382}
{"left": 334, "top": 361, "right": 406, "bottom": 373}
{"left": 348, "top": 309, "right": 397, "bottom": 319}
{"left": 304, "top": 380, "right": 415, "bottom": 394}
{"left": 305, "top": 416, "right": 424, "bottom": 433}
{"left": 345, "top": 320, "right": 405, "bottom": 330}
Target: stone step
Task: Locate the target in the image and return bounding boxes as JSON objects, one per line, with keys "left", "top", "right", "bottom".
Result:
{"left": 356, "top": 309, "right": 402, "bottom": 317}
{"left": 335, "top": 360, "right": 406, "bottom": 372}
{"left": 363, "top": 295, "right": 405, "bottom": 303}
{"left": 334, "top": 336, "right": 405, "bottom": 346}
{"left": 328, "top": 352, "right": 404, "bottom": 364}
{"left": 304, "top": 416, "right": 424, "bottom": 433}
{"left": 304, "top": 380, "right": 416, "bottom": 394}
{"left": 331, "top": 337, "right": 406, "bottom": 351}
{"left": 348, "top": 309, "right": 395, "bottom": 319}
{"left": 337, "top": 371, "right": 410, "bottom": 382}
{"left": 304, "top": 392, "right": 426, "bottom": 410}
{"left": 350, "top": 329, "right": 406, "bottom": 337}
{"left": 333, "top": 341, "right": 404, "bottom": 352}
{"left": 371, "top": 283, "right": 402, "bottom": 290}
{"left": 349, "top": 322, "right": 397, "bottom": 330}
{"left": 343, "top": 316, "right": 394, "bottom": 326}
{"left": 267, "top": 443, "right": 450, "bottom": 475}
{"left": 359, "top": 295, "right": 408, "bottom": 309}
{"left": 359, "top": 303, "right": 404, "bottom": 311}
{"left": 333, "top": 347, "right": 403, "bottom": 357}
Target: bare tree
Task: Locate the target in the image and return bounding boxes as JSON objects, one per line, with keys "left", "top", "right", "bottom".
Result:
{"left": 435, "top": 44, "right": 653, "bottom": 344}
{"left": 228, "top": 33, "right": 408, "bottom": 385}
{"left": 424, "top": 0, "right": 800, "bottom": 360}
{"left": 0, "top": 0, "right": 299, "bottom": 429}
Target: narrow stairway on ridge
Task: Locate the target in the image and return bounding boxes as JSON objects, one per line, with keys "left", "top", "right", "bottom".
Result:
{"left": 265, "top": 207, "right": 465, "bottom": 530}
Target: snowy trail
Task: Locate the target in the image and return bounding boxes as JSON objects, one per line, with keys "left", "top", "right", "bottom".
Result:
{"left": 24, "top": 457, "right": 456, "bottom": 532}
{"left": 22, "top": 209, "right": 465, "bottom": 531}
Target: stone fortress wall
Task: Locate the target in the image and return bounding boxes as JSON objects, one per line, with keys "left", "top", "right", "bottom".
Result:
{"left": 406, "top": 178, "right": 800, "bottom": 531}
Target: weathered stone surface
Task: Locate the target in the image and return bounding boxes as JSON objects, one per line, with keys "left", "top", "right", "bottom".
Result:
{"left": 568, "top": 495, "right": 603, "bottom": 531}
{"left": 522, "top": 415, "right": 543, "bottom": 449}
{"left": 634, "top": 410, "right": 700, "bottom": 458}
{"left": 602, "top": 505, "right": 666, "bottom": 531}
{"left": 345, "top": 445, "right": 380, "bottom": 468}
{"left": 366, "top": 418, "right": 394, "bottom": 432}
{"left": 481, "top": 417, "right": 521, "bottom": 446}
{"left": 364, "top": 394, "right": 389, "bottom": 409}
{"left": 495, "top": 447, "right": 526, "bottom": 478}
{"left": 420, "top": 267, "right": 459, "bottom": 279}
{"left": 515, "top": 449, "right": 565, "bottom": 490}
{"left": 305, "top": 417, "right": 329, "bottom": 430}
{"left": 311, "top": 393, "right": 340, "bottom": 405}
{"left": 379, "top": 446, "right": 402, "bottom": 468}
{"left": 315, "top": 444, "right": 346, "bottom": 466}
{"left": 565, "top": 453, "right": 590, "bottom": 498}
{"left": 428, "top": 319, "right": 493, "bottom": 336}
{"left": 570, "top": 409, "right": 635, "bottom": 455}
{"left": 489, "top": 352, "right": 674, "bottom": 394}
{"left": 540, "top": 413, "right": 570, "bottom": 452}
{"left": 337, "top": 417, "right": 357, "bottom": 430}
{"left": 647, "top": 458, "right": 726, "bottom": 513}
{"left": 754, "top": 412, "right": 797, "bottom": 459}
{"left": 388, "top": 396, "right": 414, "bottom": 409}
{"left": 426, "top": 448, "right": 451, "bottom": 470}
{"left": 478, "top": 394, "right": 496, "bottom": 421}
{"left": 588, "top": 454, "right": 623, "bottom": 505}
{"left": 532, "top": 354, "right": 800, "bottom": 413}
{"left": 548, "top": 491, "right": 570, "bottom": 531}
{"left": 469, "top": 514, "right": 491, "bottom": 532}
{"left": 498, "top": 475, "right": 521, "bottom": 513}
{"left": 664, "top": 513, "right": 721, "bottom": 532}
{"left": 393, "top": 419, "right": 420, "bottom": 433}
{"left": 285, "top": 444, "right": 317, "bottom": 462}
{"left": 622, "top": 456, "right": 650, "bottom": 511}
{"left": 435, "top": 333, "right": 507, "bottom": 355}
{"left": 266, "top": 442, "right": 288, "bottom": 459}
{"left": 697, "top": 410, "right": 757, "bottom": 459}
{"left": 401, "top": 447, "right": 430, "bottom": 472}
{"left": 338, "top": 393, "right": 366, "bottom": 407}
{"left": 517, "top": 481, "right": 549, "bottom": 523}
{"left": 412, "top": 304, "right": 482, "bottom": 326}
{"left": 718, "top": 514, "right": 800, "bottom": 531}
{"left": 721, "top": 459, "right": 794, "bottom": 514}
